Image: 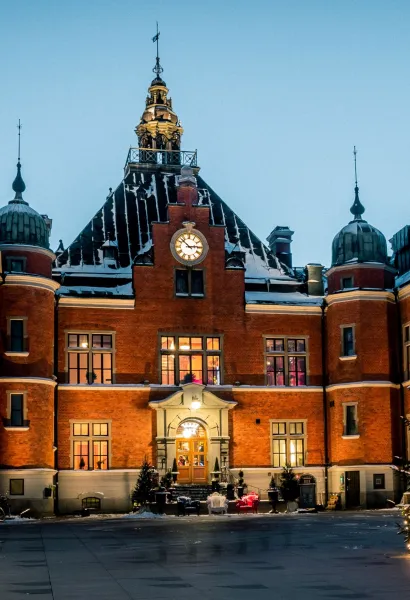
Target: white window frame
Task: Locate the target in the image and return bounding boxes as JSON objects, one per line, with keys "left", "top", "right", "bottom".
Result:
{"left": 70, "top": 420, "right": 112, "bottom": 470}
{"left": 340, "top": 324, "right": 356, "bottom": 359}
{"left": 264, "top": 336, "right": 309, "bottom": 387}
{"left": 270, "top": 419, "right": 307, "bottom": 467}
{"left": 5, "top": 390, "right": 29, "bottom": 430}
{"left": 342, "top": 402, "right": 359, "bottom": 438}
{"left": 65, "top": 331, "right": 116, "bottom": 384}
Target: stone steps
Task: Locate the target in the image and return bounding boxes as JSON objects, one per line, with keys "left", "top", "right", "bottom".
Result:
{"left": 172, "top": 484, "right": 213, "bottom": 501}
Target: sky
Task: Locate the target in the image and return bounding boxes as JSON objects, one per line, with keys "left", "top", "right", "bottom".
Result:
{"left": 0, "top": 0, "right": 409, "bottom": 267}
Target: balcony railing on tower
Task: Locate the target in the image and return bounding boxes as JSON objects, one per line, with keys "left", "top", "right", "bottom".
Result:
{"left": 126, "top": 148, "right": 198, "bottom": 168}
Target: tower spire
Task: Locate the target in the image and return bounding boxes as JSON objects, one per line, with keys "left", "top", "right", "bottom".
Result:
{"left": 350, "top": 145, "right": 365, "bottom": 220}
{"left": 152, "top": 22, "right": 164, "bottom": 81}
{"left": 11, "top": 119, "right": 27, "bottom": 204}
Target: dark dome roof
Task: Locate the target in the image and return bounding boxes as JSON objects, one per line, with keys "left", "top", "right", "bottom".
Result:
{"left": 331, "top": 218, "right": 388, "bottom": 267}
{"left": 0, "top": 163, "right": 50, "bottom": 249}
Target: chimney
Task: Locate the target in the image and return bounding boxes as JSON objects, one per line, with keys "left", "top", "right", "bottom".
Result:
{"left": 306, "top": 263, "right": 324, "bottom": 296}
{"left": 267, "top": 226, "right": 294, "bottom": 268}
{"left": 176, "top": 166, "right": 198, "bottom": 206}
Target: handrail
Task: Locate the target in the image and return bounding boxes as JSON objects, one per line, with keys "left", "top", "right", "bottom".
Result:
{"left": 126, "top": 147, "right": 198, "bottom": 168}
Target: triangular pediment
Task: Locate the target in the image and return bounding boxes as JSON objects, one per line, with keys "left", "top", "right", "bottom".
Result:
{"left": 149, "top": 383, "right": 237, "bottom": 410}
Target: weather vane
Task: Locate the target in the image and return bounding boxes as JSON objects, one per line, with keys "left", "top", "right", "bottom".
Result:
{"left": 152, "top": 22, "right": 163, "bottom": 77}
{"left": 353, "top": 145, "right": 358, "bottom": 188}
{"left": 17, "top": 119, "right": 22, "bottom": 162}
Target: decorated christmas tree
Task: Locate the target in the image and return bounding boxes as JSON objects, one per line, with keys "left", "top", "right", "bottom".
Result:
{"left": 280, "top": 465, "right": 299, "bottom": 512}
{"left": 132, "top": 457, "right": 155, "bottom": 510}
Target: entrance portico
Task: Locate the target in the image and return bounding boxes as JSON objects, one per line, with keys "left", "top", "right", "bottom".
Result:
{"left": 149, "top": 383, "right": 237, "bottom": 483}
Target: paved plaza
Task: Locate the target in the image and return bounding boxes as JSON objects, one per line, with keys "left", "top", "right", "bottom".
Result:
{"left": 0, "top": 511, "right": 410, "bottom": 599}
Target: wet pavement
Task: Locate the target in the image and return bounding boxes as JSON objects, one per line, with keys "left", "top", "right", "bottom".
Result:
{"left": 0, "top": 511, "right": 409, "bottom": 599}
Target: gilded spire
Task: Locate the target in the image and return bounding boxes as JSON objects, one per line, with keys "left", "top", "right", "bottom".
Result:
{"left": 135, "top": 29, "right": 183, "bottom": 151}
{"left": 350, "top": 146, "right": 365, "bottom": 220}
{"left": 11, "top": 119, "right": 28, "bottom": 205}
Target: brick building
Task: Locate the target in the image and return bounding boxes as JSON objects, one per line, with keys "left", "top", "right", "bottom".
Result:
{"left": 0, "top": 56, "right": 409, "bottom": 515}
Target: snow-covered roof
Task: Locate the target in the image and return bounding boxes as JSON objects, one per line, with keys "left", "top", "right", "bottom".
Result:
{"left": 55, "top": 168, "right": 294, "bottom": 283}
{"left": 245, "top": 291, "right": 323, "bottom": 306}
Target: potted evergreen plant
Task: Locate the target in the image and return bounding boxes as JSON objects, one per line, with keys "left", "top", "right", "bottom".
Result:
{"left": 279, "top": 465, "right": 300, "bottom": 512}
{"left": 211, "top": 458, "right": 221, "bottom": 492}
{"left": 171, "top": 458, "right": 179, "bottom": 483}
{"left": 268, "top": 476, "right": 279, "bottom": 513}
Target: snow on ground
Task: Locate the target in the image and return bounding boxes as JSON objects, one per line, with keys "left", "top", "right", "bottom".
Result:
{"left": 1, "top": 516, "right": 37, "bottom": 525}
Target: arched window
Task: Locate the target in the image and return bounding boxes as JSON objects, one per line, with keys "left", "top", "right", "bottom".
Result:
{"left": 82, "top": 497, "right": 101, "bottom": 510}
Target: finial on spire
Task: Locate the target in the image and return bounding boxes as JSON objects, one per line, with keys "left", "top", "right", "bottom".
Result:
{"left": 350, "top": 145, "right": 365, "bottom": 220}
{"left": 152, "top": 22, "right": 164, "bottom": 81}
{"left": 11, "top": 119, "right": 27, "bottom": 204}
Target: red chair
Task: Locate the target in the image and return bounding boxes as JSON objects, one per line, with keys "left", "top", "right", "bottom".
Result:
{"left": 236, "top": 492, "right": 259, "bottom": 514}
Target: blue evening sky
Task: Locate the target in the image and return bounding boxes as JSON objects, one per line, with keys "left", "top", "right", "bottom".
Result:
{"left": 0, "top": 0, "right": 409, "bottom": 267}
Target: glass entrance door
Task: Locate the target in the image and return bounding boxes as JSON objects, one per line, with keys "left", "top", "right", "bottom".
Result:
{"left": 176, "top": 422, "right": 207, "bottom": 483}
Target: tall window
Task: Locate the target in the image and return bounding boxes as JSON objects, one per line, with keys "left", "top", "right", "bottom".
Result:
{"left": 7, "top": 318, "right": 27, "bottom": 352}
{"left": 265, "top": 337, "right": 307, "bottom": 386}
{"left": 72, "top": 422, "right": 110, "bottom": 470}
{"left": 341, "top": 326, "right": 355, "bottom": 357}
{"left": 10, "top": 393, "right": 24, "bottom": 426}
{"left": 271, "top": 421, "right": 305, "bottom": 467}
{"left": 160, "top": 335, "right": 222, "bottom": 385}
{"left": 67, "top": 333, "right": 114, "bottom": 384}
{"left": 175, "top": 269, "right": 204, "bottom": 297}
{"left": 404, "top": 325, "right": 410, "bottom": 379}
{"left": 343, "top": 404, "right": 358, "bottom": 436}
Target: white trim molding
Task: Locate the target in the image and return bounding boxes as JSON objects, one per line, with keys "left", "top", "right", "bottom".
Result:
{"left": 0, "top": 377, "right": 56, "bottom": 387}
{"left": 326, "top": 262, "right": 396, "bottom": 278}
{"left": 4, "top": 274, "right": 60, "bottom": 293}
{"left": 246, "top": 304, "right": 321, "bottom": 316}
{"left": 232, "top": 385, "right": 322, "bottom": 392}
{"left": 4, "top": 351, "right": 29, "bottom": 357}
{"left": 0, "top": 244, "right": 56, "bottom": 260}
{"left": 326, "top": 290, "right": 395, "bottom": 306}
{"left": 398, "top": 287, "right": 410, "bottom": 302}
{"left": 326, "top": 381, "right": 400, "bottom": 391}
{"left": 339, "top": 355, "right": 357, "bottom": 361}
{"left": 59, "top": 297, "right": 134, "bottom": 309}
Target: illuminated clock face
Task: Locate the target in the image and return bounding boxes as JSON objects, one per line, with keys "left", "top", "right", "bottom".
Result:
{"left": 175, "top": 232, "right": 204, "bottom": 261}
{"left": 171, "top": 228, "right": 208, "bottom": 265}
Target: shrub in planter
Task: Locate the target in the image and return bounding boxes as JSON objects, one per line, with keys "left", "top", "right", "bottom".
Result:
{"left": 279, "top": 465, "right": 299, "bottom": 512}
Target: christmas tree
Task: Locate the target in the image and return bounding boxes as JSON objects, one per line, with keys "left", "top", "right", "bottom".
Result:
{"left": 280, "top": 465, "right": 299, "bottom": 512}
{"left": 132, "top": 457, "right": 155, "bottom": 510}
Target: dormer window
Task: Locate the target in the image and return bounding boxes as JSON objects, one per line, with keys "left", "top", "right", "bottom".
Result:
{"left": 102, "top": 240, "right": 118, "bottom": 268}
{"left": 6, "top": 257, "right": 25, "bottom": 272}
{"left": 342, "top": 276, "right": 354, "bottom": 289}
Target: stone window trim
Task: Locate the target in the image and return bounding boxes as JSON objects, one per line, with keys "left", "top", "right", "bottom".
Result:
{"left": 64, "top": 330, "right": 116, "bottom": 385}
{"left": 69, "top": 420, "right": 112, "bottom": 471}
{"left": 402, "top": 323, "right": 410, "bottom": 380}
{"left": 340, "top": 275, "right": 354, "bottom": 290}
{"left": 263, "top": 335, "right": 309, "bottom": 387}
{"left": 5, "top": 256, "right": 27, "bottom": 273}
{"left": 373, "top": 474, "right": 386, "bottom": 490}
{"left": 342, "top": 402, "right": 359, "bottom": 437}
{"left": 3, "top": 390, "right": 29, "bottom": 430}
{"left": 270, "top": 419, "right": 307, "bottom": 468}
{"left": 340, "top": 324, "right": 356, "bottom": 358}
{"left": 9, "top": 478, "right": 24, "bottom": 496}
{"left": 5, "top": 316, "right": 29, "bottom": 357}
{"left": 159, "top": 333, "right": 223, "bottom": 386}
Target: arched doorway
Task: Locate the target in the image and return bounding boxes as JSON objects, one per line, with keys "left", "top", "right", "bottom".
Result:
{"left": 176, "top": 421, "right": 207, "bottom": 483}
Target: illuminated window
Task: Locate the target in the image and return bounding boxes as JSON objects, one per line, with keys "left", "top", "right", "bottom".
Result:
{"left": 67, "top": 333, "right": 114, "bottom": 384}
{"left": 271, "top": 421, "right": 305, "bottom": 467}
{"left": 160, "top": 335, "right": 222, "bottom": 385}
{"left": 72, "top": 422, "right": 110, "bottom": 470}
{"left": 265, "top": 337, "right": 307, "bottom": 386}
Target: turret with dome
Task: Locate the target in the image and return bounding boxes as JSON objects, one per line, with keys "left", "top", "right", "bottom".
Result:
{"left": 327, "top": 148, "right": 395, "bottom": 293}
